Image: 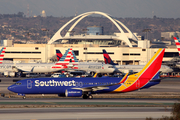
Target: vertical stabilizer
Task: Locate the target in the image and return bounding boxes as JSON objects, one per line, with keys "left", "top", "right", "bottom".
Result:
{"left": 129, "top": 49, "right": 165, "bottom": 80}
{"left": 56, "top": 49, "right": 63, "bottom": 61}
{"left": 118, "top": 49, "right": 165, "bottom": 92}
{"left": 0, "top": 47, "right": 6, "bottom": 64}
{"left": 102, "top": 49, "right": 118, "bottom": 65}
{"left": 52, "top": 48, "right": 72, "bottom": 68}
{"left": 174, "top": 37, "right": 180, "bottom": 56}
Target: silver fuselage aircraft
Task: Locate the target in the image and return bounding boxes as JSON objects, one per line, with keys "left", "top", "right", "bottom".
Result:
{"left": 102, "top": 49, "right": 172, "bottom": 73}
{"left": 0, "top": 48, "right": 73, "bottom": 74}
{"left": 71, "top": 62, "right": 115, "bottom": 74}
{"left": 113, "top": 64, "right": 173, "bottom": 73}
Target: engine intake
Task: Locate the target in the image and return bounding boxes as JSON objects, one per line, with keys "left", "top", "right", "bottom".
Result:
{"left": 65, "top": 89, "right": 82, "bottom": 97}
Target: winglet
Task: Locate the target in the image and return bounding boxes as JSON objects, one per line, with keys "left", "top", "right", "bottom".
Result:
{"left": 93, "top": 73, "right": 98, "bottom": 78}
{"left": 0, "top": 47, "right": 6, "bottom": 64}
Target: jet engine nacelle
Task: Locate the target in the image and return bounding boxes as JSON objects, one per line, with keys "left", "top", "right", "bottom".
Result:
{"left": 65, "top": 89, "right": 82, "bottom": 97}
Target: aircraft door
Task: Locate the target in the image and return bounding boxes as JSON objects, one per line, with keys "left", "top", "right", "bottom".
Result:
{"left": 27, "top": 80, "right": 32, "bottom": 89}
{"left": 136, "top": 79, "right": 140, "bottom": 89}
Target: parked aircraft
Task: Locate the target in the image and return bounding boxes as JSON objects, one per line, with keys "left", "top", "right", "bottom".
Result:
{"left": 8, "top": 48, "right": 165, "bottom": 99}
{"left": 0, "top": 48, "right": 72, "bottom": 75}
{"left": 55, "top": 49, "right": 115, "bottom": 75}
{"left": 102, "top": 49, "right": 173, "bottom": 73}
{"left": 0, "top": 47, "right": 16, "bottom": 76}
{"left": 69, "top": 49, "right": 115, "bottom": 74}
{"left": 14, "top": 48, "right": 73, "bottom": 73}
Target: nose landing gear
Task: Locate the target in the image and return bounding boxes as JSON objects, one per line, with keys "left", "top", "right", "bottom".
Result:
{"left": 23, "top": 96, "right": 26, "bottom": 99}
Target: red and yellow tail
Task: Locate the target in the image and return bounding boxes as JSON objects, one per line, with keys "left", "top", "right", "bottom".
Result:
{"left": 114, "top": 48, "right": 165, "bottom": 92}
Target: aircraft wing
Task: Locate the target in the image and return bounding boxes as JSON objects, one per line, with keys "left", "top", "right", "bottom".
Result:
{"left": 71, "top": 83, "right": 120, "bottom": 92}
{"left": 12, "top": 66, "right": 35, "bottom": 73}
{"left": 12, "top": 66, "right": 24, "bottom": 72}
{"left": 150, "top": 78, "right": 163, "bottom": 82}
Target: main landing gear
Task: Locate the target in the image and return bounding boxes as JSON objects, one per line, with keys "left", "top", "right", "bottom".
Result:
{"left": 82, "top": 94, "right": 93, "bottom": 99}
{"left": 22, "top": 96, "right": 26, "bottom": 99}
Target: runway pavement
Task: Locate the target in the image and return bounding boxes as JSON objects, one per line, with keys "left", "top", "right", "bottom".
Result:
{"left": 0, "top": 97, "right": 178, "bottom": 104}
{"left": 0, "top": 107, "right": 172, "bottom": 120}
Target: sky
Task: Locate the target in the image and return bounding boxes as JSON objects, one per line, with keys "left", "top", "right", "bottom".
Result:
{"left": 0, "top": 0, "right": 179, "bottom": 18}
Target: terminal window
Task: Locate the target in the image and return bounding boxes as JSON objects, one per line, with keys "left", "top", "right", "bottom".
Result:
{"left": 164, "top": 52, "right": 179, "bottom": 57}
{"left": 74, "top": 50, "right": 79, "bottom": 56}
{"left": 83, "top": 52, "right": 114, "bottom": 54}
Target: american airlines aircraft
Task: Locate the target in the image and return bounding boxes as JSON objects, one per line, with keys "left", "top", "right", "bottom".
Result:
{"left": 8, "top": 49, "right": 165, "bottom": 99}
{"left": 103, "top": 49, "right": 173, "bottom": 73}
{"left": 14, "top": 48, "right": 74, "bottom": 73}
{"left": 0, "top": 48, "right": 73, "bottom": 75}
{"left": 0, "top": 47, "right": 16, "bottom": 74}
{"left": 67, "top": 49, "right": 115, "bottom": 74}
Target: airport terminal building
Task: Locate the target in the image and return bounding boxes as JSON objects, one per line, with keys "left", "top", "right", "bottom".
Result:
{"left": 2, "top": 43, "right": 178, "bottom": 65}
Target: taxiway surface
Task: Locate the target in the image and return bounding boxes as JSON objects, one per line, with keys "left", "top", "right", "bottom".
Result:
{"left": 0, "top": 107, "right": 171, "bottom": 120}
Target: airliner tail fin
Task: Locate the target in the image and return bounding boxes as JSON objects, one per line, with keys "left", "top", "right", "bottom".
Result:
{"left": 0, "top": 47, "right": 6, "bottom": 64}
{"left": 174, "top": 37, "right": 180, "bottom": 56}
{"left": 56, "top": 49, "right": 63, "bottom": 61}
{"left": 102, "top": 49, "right": 118, "bottom": 65}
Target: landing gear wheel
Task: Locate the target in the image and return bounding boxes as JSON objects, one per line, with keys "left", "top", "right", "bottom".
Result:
{"left": 1, "top": 93, "right": 5, "bottom": 97}
{"left": 83, "top": 94, "right": 88, "bottom": 99}
{"left": 23, "top": 96, "right": 26, "bottom": 99}
{"left": 88, "top": 95, "right": 93, "bottom": 99}
{"left": 90, "top": 72, "right": 95, "bottom": 76}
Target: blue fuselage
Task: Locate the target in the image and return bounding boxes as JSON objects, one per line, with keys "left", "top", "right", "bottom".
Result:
{"left": 8, "top": 77, "right": 161, "bottom": 96}
{"left": 8, "top": 77, "right": 122, "bottom": 94}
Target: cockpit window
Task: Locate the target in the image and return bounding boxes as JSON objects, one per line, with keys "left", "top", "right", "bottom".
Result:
{"left": 15, "top": 82, "right": 22, "bottom": 85}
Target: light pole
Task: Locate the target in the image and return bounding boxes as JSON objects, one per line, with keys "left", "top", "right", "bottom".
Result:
{"left": 42, "top": 28, "right": 49, "bottom": 44}
{"left": 82, "top": 29, "right": 89, "bottom": 61}
{"left": 142, "top": 29, "right": 151, "bottom": 40}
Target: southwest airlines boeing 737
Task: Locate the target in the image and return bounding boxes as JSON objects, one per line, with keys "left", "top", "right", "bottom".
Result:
{"left": 8, "top": 48, "right": 165, "bottom": 99}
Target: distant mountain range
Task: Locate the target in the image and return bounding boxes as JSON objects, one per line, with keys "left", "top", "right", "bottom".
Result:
{"left": 0, "top": 0, "right": 179, "bottom": 18}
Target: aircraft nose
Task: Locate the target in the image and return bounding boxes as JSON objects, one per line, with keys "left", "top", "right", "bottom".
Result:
{"left": 169, "top": 68, "right": 173, "bottom": 73}
{"left": 8, "top": 85, "right": 15, "bottom": 92}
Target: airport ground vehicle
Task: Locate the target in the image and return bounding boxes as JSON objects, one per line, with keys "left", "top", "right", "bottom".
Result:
{"left": 4, "top": 71, "right": 15, "bottom": 77}
{"left": 51, "top": 73, "right": 65, "bottom": 78}
{"left": 26, "top": 73, "right": 39, "bottom": 78}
